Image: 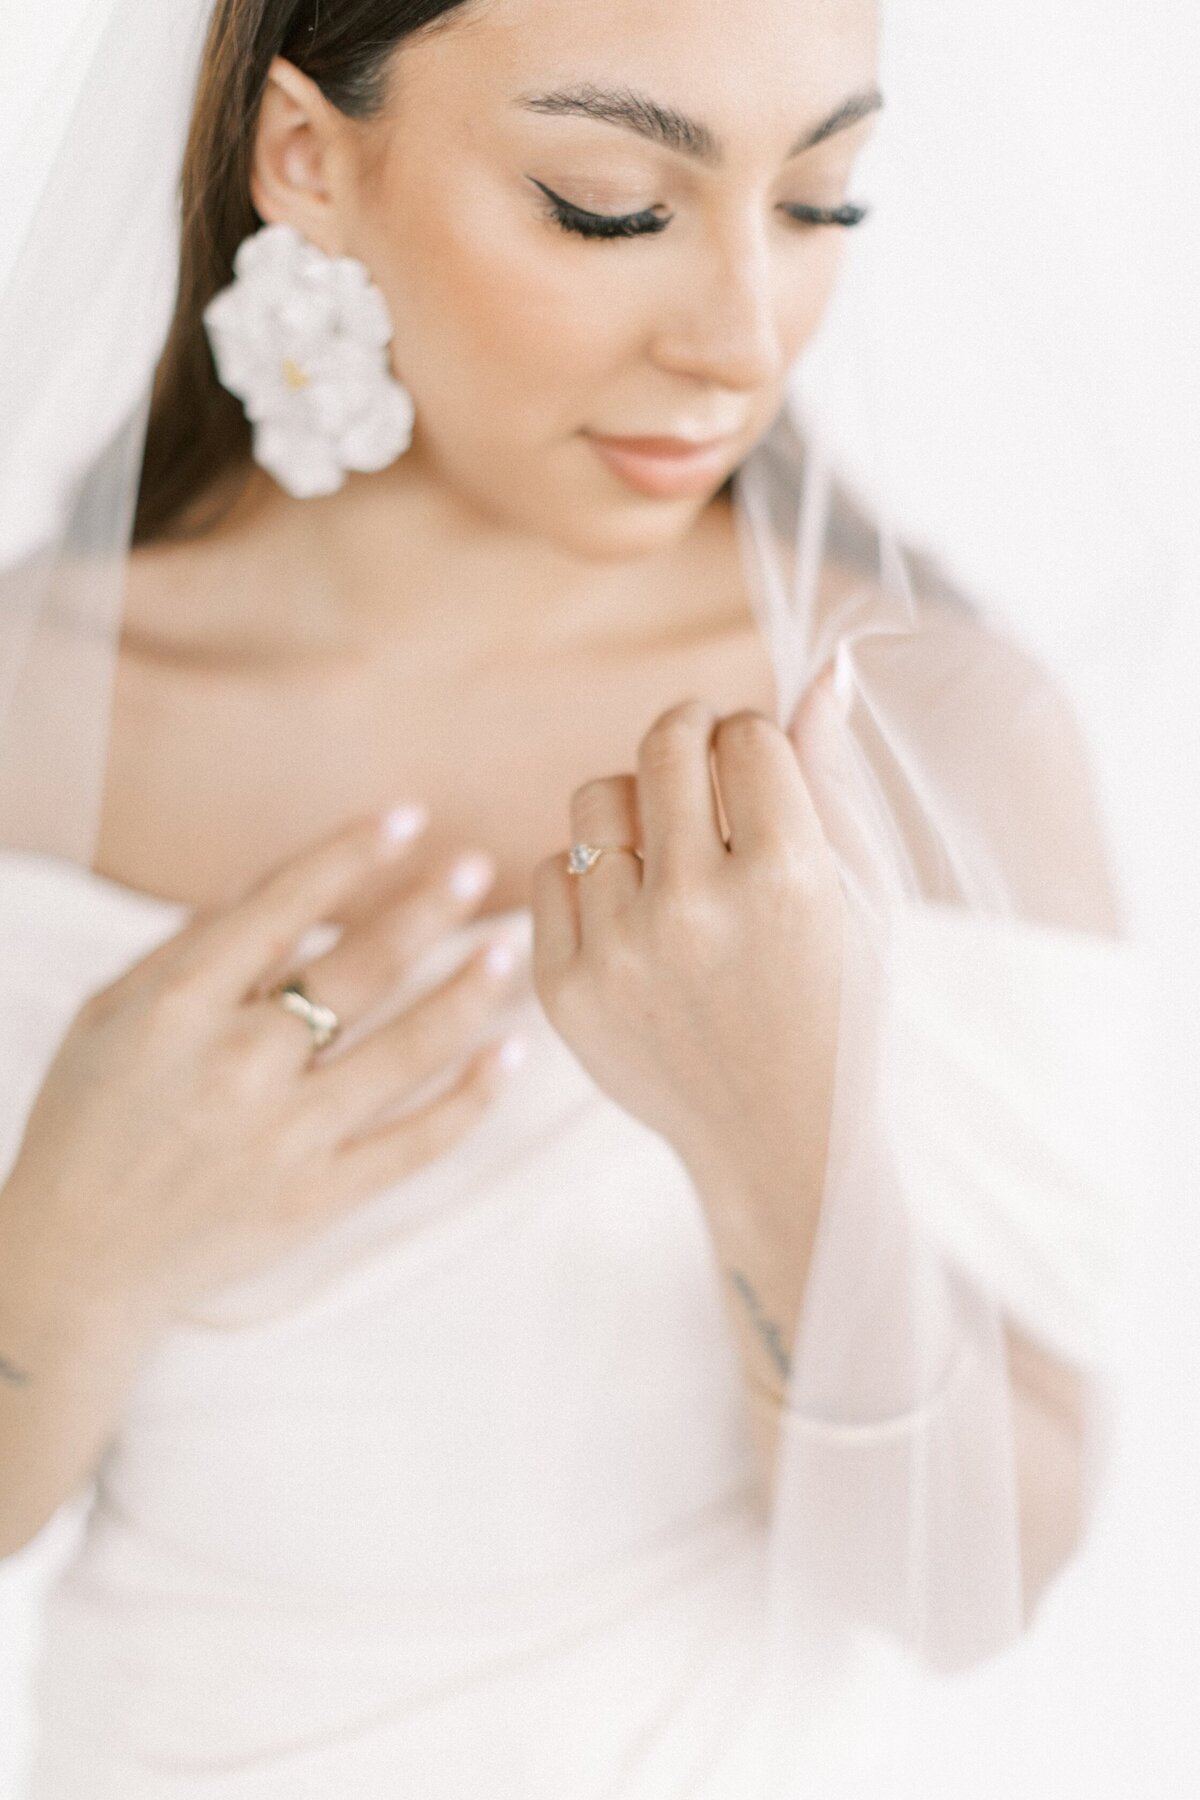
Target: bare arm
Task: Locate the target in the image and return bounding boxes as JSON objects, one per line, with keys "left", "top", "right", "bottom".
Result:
{"left": 0, "top": 1181, "right": 155, "bottom": 1560}
{"left": 0, "top": 811, "right": 530, "bottom": 1560}
{"left": 715, "top": 598, "right": 1116, "bottom": 1627}
{"left": 725, "top": 1270, "right": 1087, "bottom": 1629}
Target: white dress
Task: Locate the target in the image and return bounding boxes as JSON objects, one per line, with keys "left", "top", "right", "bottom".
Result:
{"left": 0, "top": 422, "right": 1135, "bottom": 1795}
{"left": 0, "top": 454, "right": 827, "bottom": 1800}
{"left": 1, "top": 852, "right": 782, "bottom": 1799}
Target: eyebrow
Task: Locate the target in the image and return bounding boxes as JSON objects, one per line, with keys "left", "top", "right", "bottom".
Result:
{"left": 515, "top": 82, "right": 884, "bottom": 167}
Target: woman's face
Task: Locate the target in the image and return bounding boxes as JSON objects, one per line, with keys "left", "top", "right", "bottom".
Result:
{"left": 312, "top": 0, "right": 880, "bottom": 561}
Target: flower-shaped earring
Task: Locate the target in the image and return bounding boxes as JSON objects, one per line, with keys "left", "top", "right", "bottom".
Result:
{"left": 203, "top": 222, "right": 416, "bottom": 500}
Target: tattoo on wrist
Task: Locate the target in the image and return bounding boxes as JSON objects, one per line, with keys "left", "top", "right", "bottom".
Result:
{"left": 0, "top": 1353, "right": 32, "bottom": 1389}
{"left": 729, "top": 1271, "right": 793, "bottom": 1386}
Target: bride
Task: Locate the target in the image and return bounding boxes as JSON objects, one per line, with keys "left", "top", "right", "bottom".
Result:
{"left": 0, "top": 0, "right": 1127, "bottom": 1793}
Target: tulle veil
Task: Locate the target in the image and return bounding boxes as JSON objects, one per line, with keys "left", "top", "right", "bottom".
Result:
{"left": 0, "top": 2, "right": 1157, "bottom": 1793}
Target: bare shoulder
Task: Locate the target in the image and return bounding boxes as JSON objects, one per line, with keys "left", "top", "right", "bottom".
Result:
{"left": 122, "top": 470, "right": 328, "bottom": 664}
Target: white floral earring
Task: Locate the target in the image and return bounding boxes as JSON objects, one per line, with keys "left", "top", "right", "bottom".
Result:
{"left": 203, "top": 222, "right": 416, "bottom": 500}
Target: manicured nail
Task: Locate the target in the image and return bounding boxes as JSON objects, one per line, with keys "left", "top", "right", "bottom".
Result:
{"left": 381, "top": 802, "right": 430, "bottom": 846}
{"left": 450, "top": 852, "right": 496, "bottom": 902}
{"left": 498, "top": 1033, "right": 529, "bottom": 1073}
{"left": 484, "top": 939, "right": 519, "bottom": 980}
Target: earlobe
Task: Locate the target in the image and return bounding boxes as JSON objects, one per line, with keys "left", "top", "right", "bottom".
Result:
{"left": 249, "top": 57, "right": 340, "bottom": 244}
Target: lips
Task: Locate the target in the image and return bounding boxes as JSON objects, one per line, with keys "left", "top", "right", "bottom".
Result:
{"left": 585, "top": 430, "right": 742, "bottom": 500}
{"left": 593, "top": 433, "right": 735, "bottom": 456}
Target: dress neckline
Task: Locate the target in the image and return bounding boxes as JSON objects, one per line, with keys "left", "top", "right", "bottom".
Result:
{"left": 0, "top": 417, "right": 804, "bottom": 927}
{"left": 0, "top": 842, "right": 535, "bottom": 933}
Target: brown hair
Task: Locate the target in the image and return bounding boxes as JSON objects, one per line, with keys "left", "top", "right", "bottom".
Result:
{"left": 132, "top": 0, "right": 477, "bottom": 545}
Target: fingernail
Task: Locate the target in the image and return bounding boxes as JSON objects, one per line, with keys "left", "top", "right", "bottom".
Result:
{"left": 450, "top": 852, "right": 496, "bottom": 902}
{"left": 498, "top": 1033, "right": 529, "bottom": 1073}
{"left": 484, "top": 938, "right": 518, "bottom": 980}
{"left": 381, "top": 802, "right": 430, "bottom": 847}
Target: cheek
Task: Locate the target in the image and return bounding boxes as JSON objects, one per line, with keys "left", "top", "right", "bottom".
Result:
{"left": 787, "top": 238, "right": 850, "bottom": 355}
{"left": 371, "top": 196, "right": 632, "bottom": 437}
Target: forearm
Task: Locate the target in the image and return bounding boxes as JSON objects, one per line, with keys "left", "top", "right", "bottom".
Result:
{"left": 727, "top": 1267, "right": 1087, "bottom": 1627}
{"left": 700, "top": 1134, "right": 1091, "bottom": 1626}
{"left": 0, "top": 1177, "right": 154, "bottom": 1560}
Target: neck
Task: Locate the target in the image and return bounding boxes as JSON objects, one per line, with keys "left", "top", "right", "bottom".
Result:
{"left": 299, "top": 448, "right": 731, "bottom": 637}
{"left": 128, "top": 444, "right": 739, "bottom": 670}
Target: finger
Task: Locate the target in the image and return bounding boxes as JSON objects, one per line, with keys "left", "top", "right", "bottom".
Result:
{"left": 530, "top": 851, "right": 580, "bottom": 986}
{"left": 297, "top": 934, "right": 522, "bottom": 1135}
{"left": 568, "top": 775, "right": 643, "bottom": 930}
{"left": 325, "top": 1032, "right": 527, "bottom": 1210}
{"left": 713, "top": 707, "right": 824, "bottom": 860}
{"left": 183, "top": 806, "right": 431, "bottom": 1002}
{"left": 248, "top": 846, "right": 500, "bottom": 1030}
{"left": 788, "top": 664, "right": 910, "bottom": 911}
{"left": 636, "top": 699, "right": 726, "bottom": 883}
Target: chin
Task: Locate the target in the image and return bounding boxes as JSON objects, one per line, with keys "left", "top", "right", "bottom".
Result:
{"left": 437, "top": 441, "right": 724, "bottom": 564}
{"left": 538, "top": 453, "right": 730, "bottom": 563}
{"left": 545, "top": 494, "right": 715, "bottom": 565}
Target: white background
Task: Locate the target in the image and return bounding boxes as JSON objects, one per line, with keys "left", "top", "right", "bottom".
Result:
{"left": 2, "top": 2, "right": 1198, "bottom": 1794}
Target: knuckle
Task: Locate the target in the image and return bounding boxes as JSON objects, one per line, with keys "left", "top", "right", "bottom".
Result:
{"left": 653, "top": 877, "right": 716, "bottom": 937}
{"left": 649, "top": 884, "right": 726, "bottom": 970}
{"left": 209, "top": 1030, "right": 281, "bottom": 1107}
{"left": 145, "top": 967, "right": 210, "bottom": 1034}
{"left": 572, "top": 776, "right": 615, "bottom": 807}
{"left": 641, "top": 702, "right": 711, "bottom": 762}
{"left": 752, "top": 839, "right": 822, "bottom": 902}
{"left": 650, "top": 698, "right": 714, "bottom": 738}
{"left": 717, "top": 710, "right": 776, "bottom": 752}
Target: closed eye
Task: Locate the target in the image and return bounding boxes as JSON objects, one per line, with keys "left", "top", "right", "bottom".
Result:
{"left": 530, "top": 179, "right": 870, "bottom": 242}
{"left": 783, "top": 202, "right": 871, "bottom": 229}
{"left": 529, "top": 179, "right": 671, "bottom": 240}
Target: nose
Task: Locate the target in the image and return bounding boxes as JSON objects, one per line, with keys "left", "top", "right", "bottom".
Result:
{"left": 649, "top": 225, "right": 787, "bottom": 395}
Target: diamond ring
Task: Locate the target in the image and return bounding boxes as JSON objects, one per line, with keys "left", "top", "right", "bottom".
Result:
{"left": 567, "top": 844, "right": 645, "bottom": 877}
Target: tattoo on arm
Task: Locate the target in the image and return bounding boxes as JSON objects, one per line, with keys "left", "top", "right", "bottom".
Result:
{"left": 0, "top": 1353, "right": 32, "bottom": 1389}
{"left": 728, "top": 1271, "right": 793, "bottom": 1386}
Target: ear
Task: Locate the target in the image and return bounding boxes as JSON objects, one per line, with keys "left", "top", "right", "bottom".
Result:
{"left": 250, "top": 57, "right": 351, "bottom": 254}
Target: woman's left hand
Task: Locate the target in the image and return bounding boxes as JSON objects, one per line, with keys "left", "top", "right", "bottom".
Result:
{"left": 531, "top": 670, "right": 850, "bottom": 1298}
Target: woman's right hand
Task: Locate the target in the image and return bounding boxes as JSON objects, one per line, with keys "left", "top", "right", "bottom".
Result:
{"left": 0, "top": 807, "right": 529, "bottom": 1338}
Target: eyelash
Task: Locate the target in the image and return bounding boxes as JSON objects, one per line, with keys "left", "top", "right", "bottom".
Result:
{"left": 530, "top": 179, "right": 870, "bottom": 242}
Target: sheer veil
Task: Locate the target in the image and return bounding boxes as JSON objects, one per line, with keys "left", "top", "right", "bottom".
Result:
{"left": 0, "top": 2, "right": 1161, "bottom": 1794}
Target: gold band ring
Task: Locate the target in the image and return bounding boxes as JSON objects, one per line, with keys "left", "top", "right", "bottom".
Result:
{"left": 273, "top": 979, "right": 342, "bottom": 1051}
